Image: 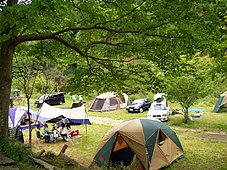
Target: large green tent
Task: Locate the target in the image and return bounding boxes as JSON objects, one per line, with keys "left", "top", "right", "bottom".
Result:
{"left": 94, "top": 119, "right": 184, "bottom": 170}
{"left": 213, "top": 91, "right": 227, "bottom": 113}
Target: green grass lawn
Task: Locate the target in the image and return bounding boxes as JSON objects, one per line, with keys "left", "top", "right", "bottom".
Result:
{"left": 16, "top": 95, "right": 227, "bottom": 169}
{"left": 26, "top": 121, "right": 227, "bottom": 170}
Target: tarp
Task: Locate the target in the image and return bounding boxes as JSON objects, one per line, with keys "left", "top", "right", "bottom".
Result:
{"left": 179, "top": 108, "right": 206, "bottom": 113}
{"left": 31, "top": 103, "right": 91, "bottom": 124}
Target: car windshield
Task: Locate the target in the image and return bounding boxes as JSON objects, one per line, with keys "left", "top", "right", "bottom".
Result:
{"left": 132, "top": 99, "right": 144, "bottom": 104}
{"left": 152, "top": 104, "right": 167, "bottom": 110}
{"left": 39, "top": 94, "right": 48, "bottom": 100}
{"left": 153, "top": 104, "right": 163, "bottom": 110}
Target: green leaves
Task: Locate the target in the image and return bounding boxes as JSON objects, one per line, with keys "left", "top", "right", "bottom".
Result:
{"left": 0, "top": 34, "right": 11, "bottom": 43}
{"left": 1, "top": 0, "right": 224, "bottom": 96}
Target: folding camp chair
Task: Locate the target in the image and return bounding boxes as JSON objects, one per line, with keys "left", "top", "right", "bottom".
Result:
{"left": 69, "top": 130, "right": 81, "bottom": 145}
{"left": 36, "top": 130, "right": 44, "bottom": 144}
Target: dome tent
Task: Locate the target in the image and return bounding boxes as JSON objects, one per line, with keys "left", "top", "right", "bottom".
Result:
{"left": 8, "top": 106, "right": 39, "bottom": 130}
{"left": 94, "top": 119, "right": 184, "bottom": 170}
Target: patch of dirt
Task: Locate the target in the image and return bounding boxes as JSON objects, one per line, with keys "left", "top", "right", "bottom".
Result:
{"left": 89, "top": 117, "right": 123, "bottom": 126}
{"left": 170, "top": 126, "right": 227, "bottom": 141}
{"left": 0, "top": 152, "right": 19, "bottom": 170}
{"left": 89, "top": 117, "right": 227, "bottom": 142}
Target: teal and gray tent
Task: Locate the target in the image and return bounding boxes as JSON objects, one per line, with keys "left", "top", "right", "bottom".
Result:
{"left": 213, "top": 91, "right": 227, "bottom": 113}
{"left": 94, "top": 118, "right": 184, "bottom": 170}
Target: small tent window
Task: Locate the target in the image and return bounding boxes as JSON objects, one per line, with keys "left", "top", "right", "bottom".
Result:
{"left": 90, "top": 99, "right": 105, "bottom": 110}
{"left": 158, "top": 130, "right": 167, "bottom": 145}
{"left": 109, "top": 97, "right": 118, "bottom": 106}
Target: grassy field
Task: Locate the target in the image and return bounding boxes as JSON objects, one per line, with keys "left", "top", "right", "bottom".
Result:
{"left": 24, "top": 122, "right": 227, "bottom": 170}
{"left": 16, "top": 94, "right": 227, "bottom": 169}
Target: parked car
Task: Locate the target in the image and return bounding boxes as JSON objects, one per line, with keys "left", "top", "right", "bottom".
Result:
{"left": 147, "top": 93, "right": 170, "bottom": 121}
{"left": 35, "top": 92, "right": 65, "bottom": 107}
{"left": 126, "top": 98, "right": 151, "bottom": 113}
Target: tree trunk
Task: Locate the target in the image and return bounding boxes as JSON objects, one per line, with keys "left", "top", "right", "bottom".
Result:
{"left": 0, "top": 41, "right": 16, "bottom": 137}
{"left": 27, "top": 98, "right": 32, "bottom": 144}
{"left": 184, "top": 107, "right": 189, "bottom": 124}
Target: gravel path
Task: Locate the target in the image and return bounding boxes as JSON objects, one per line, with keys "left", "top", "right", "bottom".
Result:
{"left": 89, "top": 117, "right": 123, "bottom": 126}
{"left": 89, "top": 117, "right": 227, "bottom": 142}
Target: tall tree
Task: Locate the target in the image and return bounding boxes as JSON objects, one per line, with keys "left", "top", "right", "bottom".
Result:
{"left": 13, "top": 56, "right": 40, "bottom": 144}
{"left": 165, "top": 56, "right": 215, "bottom": 123}
{"left": 0, "top": 0, "right": 222, "bottom": 137}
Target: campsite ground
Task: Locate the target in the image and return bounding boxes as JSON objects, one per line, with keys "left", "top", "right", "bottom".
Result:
{"left": 14, "top": 95, "right": 227, "bottom": 169}
{"left": 25, "top": 112, "right": 227, "bottom": 170}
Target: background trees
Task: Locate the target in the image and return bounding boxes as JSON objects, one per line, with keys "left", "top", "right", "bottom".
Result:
{"left": 165, "top": 56, "right": 216, "bottom": 123}
{"left": 0, "top": 0, "right": 222, "bottom": 136}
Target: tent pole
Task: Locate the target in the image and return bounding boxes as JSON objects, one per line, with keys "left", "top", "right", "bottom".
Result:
{"left": 84, "top": 106, "right": 88, "bottom": 142}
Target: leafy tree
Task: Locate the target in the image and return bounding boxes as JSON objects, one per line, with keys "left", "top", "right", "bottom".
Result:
{"left": 40, "top": 62, "right": 69, "bottom": 92}
{"left": 34, "top": 74, "right": 56, "bottom": 94}
{"left": 0, "top": 0, "right": 222, "bottom": 137}
{"left": 165, "top": 56, "right": 215, "bottom": 123}
{"left": 210, "top": 2, "right": 227, "bottom": 77}
{"left": 13, "top": 55, "right": 40, "bottom": 144}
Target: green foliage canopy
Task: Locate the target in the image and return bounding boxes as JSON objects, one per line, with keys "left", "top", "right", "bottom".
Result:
{"left": 0, "top": 0, "right": 223, "bottom": 135}
{"left": 1, "top": 0, "right": 222, "bottom": 94}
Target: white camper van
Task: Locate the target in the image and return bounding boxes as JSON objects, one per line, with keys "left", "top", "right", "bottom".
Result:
{"left": 147, "top": 93, "right": 170, "bottom": 121}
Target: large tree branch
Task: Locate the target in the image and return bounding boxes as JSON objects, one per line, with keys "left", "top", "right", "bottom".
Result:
{"left": 54, "top": 22, "right": 171, "bottom": 35}
{"left": 16, "top": 33, "right": 149, "bottom": 65}
{"left": 53, "top": 35, "right": 85, "bottom": 57}
{"left": 15, "top": 20, "right": 172, "bottom": 45}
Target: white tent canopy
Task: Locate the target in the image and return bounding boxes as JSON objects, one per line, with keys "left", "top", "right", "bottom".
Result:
{"left": 31, "top": 103, "right": 91, "bottom": 124}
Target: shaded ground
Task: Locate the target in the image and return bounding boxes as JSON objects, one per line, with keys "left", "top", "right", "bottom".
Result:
{"left": 89, "top": 117, "right": 227, "bottom": 142}
{"left": 0, "top": 152, "right": 19, "bottom": 170}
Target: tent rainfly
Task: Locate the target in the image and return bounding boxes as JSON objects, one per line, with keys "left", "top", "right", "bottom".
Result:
{"left": 213, "top": 91, "right": 227, "bottom": 113}
{"left": 31, "top": 103, "right": 91, "bottom": 124}
{"left": 8, "top": 106, "right": 40, "bottom": 130}
{"left": 94, "top": 118, "right": 184, "bottom": 170}
{"left": 89, "top": 92, "right": 131, "bottom": 112}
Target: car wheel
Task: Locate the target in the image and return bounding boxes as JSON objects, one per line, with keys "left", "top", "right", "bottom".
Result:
{"left": 139, "top": 108, "right": 143, "bottom": 113}
{"left": 59, "top": 101, "right": 63, "bottom": 105}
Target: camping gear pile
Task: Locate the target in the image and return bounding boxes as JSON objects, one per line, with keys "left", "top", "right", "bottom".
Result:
{"left": 94, "top": 118, "right": 184, "bottom": 170}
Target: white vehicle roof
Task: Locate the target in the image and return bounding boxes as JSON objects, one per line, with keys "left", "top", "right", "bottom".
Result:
{"left": 154, "top": 93, "right": 166, "bottom": 100}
